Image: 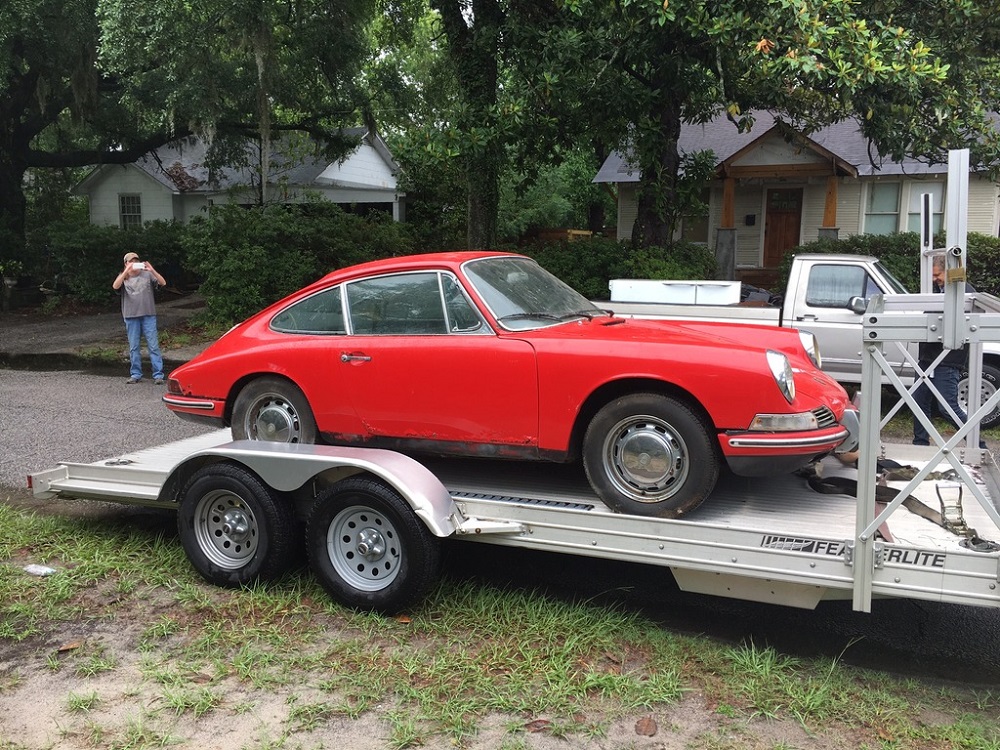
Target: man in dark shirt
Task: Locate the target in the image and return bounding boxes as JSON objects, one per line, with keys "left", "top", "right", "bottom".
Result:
{"left": 912, "top": 257, "right": 981, "bottom": 446}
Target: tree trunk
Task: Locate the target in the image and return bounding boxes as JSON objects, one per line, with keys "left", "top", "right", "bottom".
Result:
{"left": 0, "top": 153, "right": 28, "bottom": 262}
{"left": 432, "top": 0, "right": 504, "bottom": 249}
{"left": 631, "top": 79, "right": 683, "bottom": 248}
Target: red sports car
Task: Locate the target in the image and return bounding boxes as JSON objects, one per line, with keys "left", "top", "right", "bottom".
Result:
{"left": 164, "top": 251, "right": 857, "bottom": 517}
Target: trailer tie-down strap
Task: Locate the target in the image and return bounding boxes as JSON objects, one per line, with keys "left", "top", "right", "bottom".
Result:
{"left": 804, "top": 469, "right": 1000, "bottom": 553}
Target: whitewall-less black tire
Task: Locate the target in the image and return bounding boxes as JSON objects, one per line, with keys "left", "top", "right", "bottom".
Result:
{"left": 232, "top": 376, "right": 318, "bottom": 443}
{"left": 306, "top": 477, "right": 441, "bottom": 613}
{"left": 178, "top": 463, "right": 297, "bottom": 587}
{"left": 583, "top": 393, "right": 720, "bottom": 518}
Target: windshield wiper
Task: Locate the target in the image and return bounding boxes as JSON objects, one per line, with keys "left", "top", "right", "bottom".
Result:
{"left": 497, "top": 312, "right": 564, "bottom": 323}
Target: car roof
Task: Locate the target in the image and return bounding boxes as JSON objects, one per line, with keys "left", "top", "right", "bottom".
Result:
{"left": 317, "top": 251, "right": 524, "bottom": 286}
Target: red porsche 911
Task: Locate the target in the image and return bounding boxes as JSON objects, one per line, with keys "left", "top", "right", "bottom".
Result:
{"left": 164, "top": 251, "right": 857, "bottom": 517}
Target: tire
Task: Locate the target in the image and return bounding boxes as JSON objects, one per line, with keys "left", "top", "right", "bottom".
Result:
{"left": 232, "top": 376, "right": 318, "bottom": 443}
{"left": 958, "top": 363, "right": 1000, "bottom": 430}
{"left": 178, "top": 463, "right": 297, "bottom": 587}
{"left": 582, "top": 393, "right": 720, "bottom": 518}
{"left": 306, "top": 477, "right": 441, "bottom": 613}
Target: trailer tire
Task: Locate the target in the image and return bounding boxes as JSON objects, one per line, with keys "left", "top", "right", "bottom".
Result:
{"left": 958, "top": 363, "right": 1000, "bottom": 430}
{"left": 178, "top": 463, "right": 297, "bottom": 587}
{"left": 306, "top": 476, "right": 440, "bottom": 614}
{"left": 232, "top": 376, "right": 318, "bottom": 444}
{"left": 583, "top": 393, "right": 719, "bottom": 518}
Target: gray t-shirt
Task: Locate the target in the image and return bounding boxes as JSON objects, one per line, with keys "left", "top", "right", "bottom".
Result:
{"left": 120, "top": 271, "right": 158, "bottom": 319}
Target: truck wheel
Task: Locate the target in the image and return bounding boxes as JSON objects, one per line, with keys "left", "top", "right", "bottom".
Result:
{"left": 306, "top": 476, "right": 440, "bottom": 614}
{"left": 178, "top": 463, "right": 296, "bottom": 587}
{"left": 232, "top": 376, "right": 317, "bottom": 443}
{"left": 958, "top": 364, "right": 1000, "bottom": 430}
{"left": 583, "top": 393, "right": 719, "bottom": 518}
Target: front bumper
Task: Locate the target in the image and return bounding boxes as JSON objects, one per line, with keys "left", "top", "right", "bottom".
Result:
{"left": 162, "top": 393, "right": 227, "bottom": 426}
{"left": 720, "top": 410, "right": 855, "bottom": 478}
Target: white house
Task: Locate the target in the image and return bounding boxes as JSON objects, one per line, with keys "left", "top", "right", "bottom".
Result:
{"left": 595, "top": 113, "right": 1000, "bottom": 283}
{"left": 74, "top": 128, "right": 405, "bottom": 227}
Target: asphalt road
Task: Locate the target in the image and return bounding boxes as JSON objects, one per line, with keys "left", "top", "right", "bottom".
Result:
{"left": 2, "top": 367, "right": 999, "bottom": 687}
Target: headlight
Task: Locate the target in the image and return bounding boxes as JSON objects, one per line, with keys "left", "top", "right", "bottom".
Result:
{"left": 798, "top": 330, "right": 821, "bottom": 368}
{"left": 766, "top": 350, "right": 795, "bottom": 404}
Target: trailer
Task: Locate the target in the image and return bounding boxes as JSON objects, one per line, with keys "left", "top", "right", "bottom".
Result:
{"left": 27, "top": 413, "right": 1000, "bottom": 615}
{"left": 24, "top": 150, "right": 1000, "bottom": 616}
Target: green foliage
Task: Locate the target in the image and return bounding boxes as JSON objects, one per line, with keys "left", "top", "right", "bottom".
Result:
{"left": 777, "top": 232, "right": 1000, "bottom": 297}
{"left": 498, "top": 149, "right": 615, "bottom": 243}
{"left": 182, "top": 203, "right": 414, "bottom": 323}
{"left": 29, "top": 220, "right": 186, "bottom": 305}
{"left": 523, "top": 236, "right": 718, "bottom": 299}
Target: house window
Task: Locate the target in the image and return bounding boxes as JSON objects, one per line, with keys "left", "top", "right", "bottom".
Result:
{"left": 119, "top": 194, "right": 143, "bottom": 229}
{"left": 906, "top": 182, "right": 944, "bottom": 235}
{"left": 864, "top": 183, "right": 900, "bottom": 235}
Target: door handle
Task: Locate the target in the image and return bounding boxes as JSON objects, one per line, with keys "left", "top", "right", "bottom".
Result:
{"left": 341, "top": 352, "right": 372, "bottom": 363}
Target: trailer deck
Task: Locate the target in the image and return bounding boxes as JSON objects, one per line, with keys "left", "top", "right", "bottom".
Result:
{"left": 29, "top": 428, "right": 1000, "bottom": 612}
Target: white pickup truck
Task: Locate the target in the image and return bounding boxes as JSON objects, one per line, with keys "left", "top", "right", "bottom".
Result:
{"left": 602, "top": 253, "right": 1000, "bottom": 429}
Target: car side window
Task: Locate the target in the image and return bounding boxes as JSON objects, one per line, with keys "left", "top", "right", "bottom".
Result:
{"left": 271, "top": 287, "right": 346, "bottom": 334}
{"left": 804, "top": 265, "right": 874, "bottom": 309}
{"left": 347, "top": 272, "right": 448, "bottom": 335}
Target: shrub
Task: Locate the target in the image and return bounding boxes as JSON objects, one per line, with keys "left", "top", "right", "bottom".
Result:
{"left": 32, "top": 221, "right": 186, "bottom": 306}
{"left": 182, "top": 203, "right": 415, "bottom": 323}
{"left": 521, "top": 237, "right": 718, "bottom": 299}
{"left": 777, "top": 231, "right": 1000, "bottom": 296}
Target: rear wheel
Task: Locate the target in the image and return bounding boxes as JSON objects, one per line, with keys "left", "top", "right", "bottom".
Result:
{"left": 583, "top": 393, "right": 719, "bottom": 518}
{"left": 232, "top": 376, "right": 317, "bottom": 443}
{"left": 178, "top": 463, "right": 297, "bottom": 587}
{"left": 306, "top": 477, "right": 441, "bottom": 613}
{"left": 958, "top": 363, "right": 1000, "bottom": 430}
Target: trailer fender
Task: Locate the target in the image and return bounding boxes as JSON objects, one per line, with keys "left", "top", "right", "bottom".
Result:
{"left": 162, "top": 441, "right": 458, "bottom": 537}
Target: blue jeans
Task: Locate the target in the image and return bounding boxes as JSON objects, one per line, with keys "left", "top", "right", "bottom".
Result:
{"left": 125, "top": 315, "right": 164, "bottom": 380}
{"left": 912, "top": 363, "right": 966, "bottom": 445}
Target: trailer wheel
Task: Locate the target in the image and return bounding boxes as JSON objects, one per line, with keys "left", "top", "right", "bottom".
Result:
{"left": 178, "top": 463, "right": 296, "bottom": 587}
{"left": 306, "top": 477, "right": 440, "bottom": 613}
{"left": 958, "top": 363, "right": 1000, "bottom": 430}
{"left": 583, "top": 393, "right": 719, "bottom": 518}
{"left": 232, "top": 376, "right": 318, "bottom": 443}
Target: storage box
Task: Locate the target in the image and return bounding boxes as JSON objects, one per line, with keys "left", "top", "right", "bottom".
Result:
{"left": 608, "top": 279, "right": 741, "bottom": 305}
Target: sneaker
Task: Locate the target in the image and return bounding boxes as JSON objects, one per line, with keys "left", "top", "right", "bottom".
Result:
{"left": 912, "top": 439, "right": 929, "bottom": 446}
{"left": 154, "top": 378, "right": 165, "bottom": 385}
{"left": 125, "top": 377, "right": 141, "bottom": 384}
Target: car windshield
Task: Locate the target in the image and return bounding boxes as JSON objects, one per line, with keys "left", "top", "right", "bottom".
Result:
{"left": 463, "top": 256, "right": 602, "bottom": 330}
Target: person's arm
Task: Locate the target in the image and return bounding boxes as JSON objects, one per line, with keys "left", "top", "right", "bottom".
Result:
{"left": 112, "top": 262, "right": 136, "bottom": 290}
{"left": 144, "top": 262, "right": 167, "bottom": 287}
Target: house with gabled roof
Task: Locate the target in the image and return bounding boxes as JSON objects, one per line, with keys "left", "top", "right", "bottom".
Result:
{"left": 594, "top": 112, "right": 1000, "bottom": 284}
{"left": 74, "top": 128, "right": 405, "bottom": 228}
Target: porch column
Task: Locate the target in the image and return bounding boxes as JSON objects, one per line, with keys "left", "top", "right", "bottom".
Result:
{"left": 821, "top": 176, "right": 839, "bottom": 240}
{"left": 716, "top": 177, "right": 737, "bottom": 280}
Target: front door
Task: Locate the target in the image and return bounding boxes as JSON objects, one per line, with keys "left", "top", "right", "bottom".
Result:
{"left": 764, "top": 188, "right": 803, "bottom": 268}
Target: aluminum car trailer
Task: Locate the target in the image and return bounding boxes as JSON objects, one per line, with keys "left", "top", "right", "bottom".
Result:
{"left": 27, "top": 417, "right": 1000, "bottom": 615}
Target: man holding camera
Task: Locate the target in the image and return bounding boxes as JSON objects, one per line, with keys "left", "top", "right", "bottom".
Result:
{"left": 112, "top": 251, "right": 167, "bottom": 385}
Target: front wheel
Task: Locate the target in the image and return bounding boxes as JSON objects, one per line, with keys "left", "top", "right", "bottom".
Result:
{"left": 178, "top": 463, "right": 297, "bottom": 587}
{"left": 232, "top": 376, "right": 318, "bottom": 443}
{"left": 306, "top": 477, "right": 441, "bottom": 613}
{"left": 583, "top": 393, "right": 719, "bottom": 518}
{"left": 958, "top": 363, "right": 1000, "bottom": 430}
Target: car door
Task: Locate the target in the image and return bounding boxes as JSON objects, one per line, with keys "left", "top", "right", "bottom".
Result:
{"left": 791, "top": 262, "right": 912, "bottom": 381}
{"left": 340, "top": 271, "right": 540, "bottom": 454}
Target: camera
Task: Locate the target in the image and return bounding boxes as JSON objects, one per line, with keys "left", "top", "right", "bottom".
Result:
{"left": 132, "top": 262, "right": 146, "bottom": 270}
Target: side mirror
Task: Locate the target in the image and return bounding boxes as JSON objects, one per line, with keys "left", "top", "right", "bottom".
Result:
{"left": 848, "top": 296, "right": 868, "bottom": 315}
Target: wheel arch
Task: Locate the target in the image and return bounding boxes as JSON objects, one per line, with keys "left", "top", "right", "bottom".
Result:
{"left": 160, "top": 443, "right": 458, "bottom": 538}
{"left": 569, "top": 378, "right": 719, "bottom": 461}
{"left": 221, "top": 371, "right": 304, "bottom": 426}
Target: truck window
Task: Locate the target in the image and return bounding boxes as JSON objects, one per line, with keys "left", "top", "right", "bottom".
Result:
{"left": 804, "top": 265, "right": 879, "bottom": 308}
